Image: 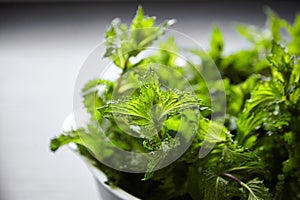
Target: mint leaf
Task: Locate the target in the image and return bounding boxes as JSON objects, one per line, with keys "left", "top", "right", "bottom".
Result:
{"left": 82, "top": 79, "right": 114, "bottom": 120}
{"left": 268, "top": 42, "right": 294, "bottom": 71}
{"left": 98, "top": 68, "right": 201, "bottom": 139}
{"left": 245, "top": 80, "right": 283, "bottom": 114}
{"left": 209, "top": 25, "right": 224, "bottom": 63}
{"left": 203, "top": 170, "right": 228, "bottom": 200}
{"left": 287, "top": 13, "right": 300, "bottom": 55}
{"left": 50, "top": 129, "right": 83, "bottom": 152}
{"left": 104, "top": 6, "right": 175, "bottom": 69}
{"left": 50, "top": 7, "right": 300, "bottom": 200}
{"left": 240, "top": 178, "right": 271, "bottom": 200}
{"left": 236, "top": 24, "right": 268, "bottom": 44}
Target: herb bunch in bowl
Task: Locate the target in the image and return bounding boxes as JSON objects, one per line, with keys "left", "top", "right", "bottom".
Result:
{"left": 50, "top": 6, "right": 300, "bottom": 200}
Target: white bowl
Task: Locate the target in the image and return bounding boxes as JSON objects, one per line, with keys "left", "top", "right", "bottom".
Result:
{"left": 88, "top": 164, "right": 140, "bottom": 200}
{"left": 62, "top": 113, "right": 140, "bottom": 200}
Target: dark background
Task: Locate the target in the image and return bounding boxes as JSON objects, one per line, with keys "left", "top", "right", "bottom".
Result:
{"left": 0, "top": 1, "right": 299, "bottom": 200}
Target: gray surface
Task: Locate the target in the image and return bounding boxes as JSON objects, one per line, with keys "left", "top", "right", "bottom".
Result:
{"left": 0, "top": 2, "right": 298, "bottom": 200}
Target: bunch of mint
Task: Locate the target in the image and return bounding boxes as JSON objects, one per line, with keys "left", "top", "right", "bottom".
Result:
{"left": 50, "top": 6, "right": 300, "bottom": 200}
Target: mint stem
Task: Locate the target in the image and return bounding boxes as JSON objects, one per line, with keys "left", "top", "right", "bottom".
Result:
{"left": 221, "top": 172, "right": 242, "bottom": 185}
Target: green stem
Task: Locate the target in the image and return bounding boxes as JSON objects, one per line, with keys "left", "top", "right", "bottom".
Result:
{"left": 157, "top": 130, "right": 162, "bottom": 140}
{"left": 113, "top": 58, "right": 130, "bottom": 95}
{"left": 123, "top": 58, "right": 129, "bottom": 73}
{"left": 113, "top": 76, "right": 123, "bottom": 95}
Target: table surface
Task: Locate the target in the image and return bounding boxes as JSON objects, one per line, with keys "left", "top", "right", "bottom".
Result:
{"left": 0, "top": 2, "right": 298, "bottom": 200}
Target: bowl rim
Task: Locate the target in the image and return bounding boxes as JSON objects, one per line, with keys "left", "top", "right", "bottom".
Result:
{"left": 87, "top": 163, "right": 141, "bottom": 200}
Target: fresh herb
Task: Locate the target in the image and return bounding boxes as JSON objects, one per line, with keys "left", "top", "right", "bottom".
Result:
{"left": 50, "top": 6, "right": 300, "bottom": 200}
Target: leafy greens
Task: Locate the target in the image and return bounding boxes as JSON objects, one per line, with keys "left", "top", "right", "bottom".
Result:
{"left": 50, "top": 6, "right": 300, "bottom": 200}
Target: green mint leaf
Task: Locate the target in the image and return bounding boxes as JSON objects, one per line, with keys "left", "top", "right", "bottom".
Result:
{"left": 104, "top": 6, "right": 175, "bottom": 69}
{"left": 82, "top": 79, "right": 114, "bottom": 120}
{"left": 98, "top": 68, "right": 201, "bottom": 139}
{"left": 131, "top": 6, "right": 175, "bottom": 50}
{"left": 240, "top": 178, "right": 271, "bottom": 200}
{"left": 199, "top": 170, "right": 228, "bottom": 200}
{"left": 236, "top": 24, "right": 268, "bottom": 44}
{"left": 50, "top": 130, "right": 83, "bottom": 152}
{"left": 209, "top": 25, "right": 224, "bottom": 62}
{"left": 267, "top": 42, "right": 294, "bottom": 84}
{"left": 245, "top": 80, "right": 283, "bottom": 114}
{"left": 82, "top": 79, "right": 114, "bottom": 94}
{"left": 267, "top": 42, "right": 294, "bottom": 70}
{"left": 236, "top": 80, "right": 284, "bottom": 147}
{"left": 266, "top": 8, "right": 282, "bottom": 41}
{"left": 287, "top": 13, "right": 300, "bottom": 55}
{"left": 147, "top": 37, "right": 178, "bottom": 67}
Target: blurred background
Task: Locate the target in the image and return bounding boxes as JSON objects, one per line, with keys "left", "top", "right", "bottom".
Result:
{"left": 0, "top": 1, "right": 298, "bottom": 200}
